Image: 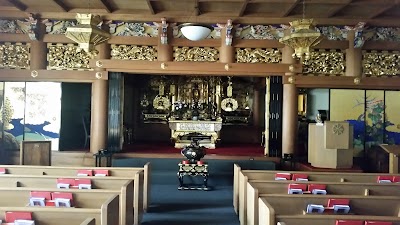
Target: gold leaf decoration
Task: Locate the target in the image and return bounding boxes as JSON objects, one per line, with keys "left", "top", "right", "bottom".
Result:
{"left": 0, "top": 42, "right": 30, "bottom": 69}
{"left": 47, "top": 43, "right": 96, "bottom": 70}
{"left": 363, "top": 50, "right": 400, "bottom": 77}
{"left": 236, "top": 48, "right": 281, "bottom": 63}
{"left": 173, "top": 47, "right": 219, "bottom": 62}
{"left": 111, "top": 44, "right": 157, "bottom": 61}
{"left": 302, "top": 49, "right": 345, "bottom": 75}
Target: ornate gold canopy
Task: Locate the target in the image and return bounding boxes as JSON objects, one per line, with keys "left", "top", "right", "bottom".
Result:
{"left": 279, "top": 19, "right": 323, "bottom": 60}
{"left": 65, "top": 13, "right": 111, "bottom": 52}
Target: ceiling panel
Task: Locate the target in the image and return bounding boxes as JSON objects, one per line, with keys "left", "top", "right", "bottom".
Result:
{"left": 245, "top": 3, "right": 293, "bottom": 16}
{"left": 0, "top": 0, "right": 398, "bottom": 26}
{"left": 110, "top": 0, "right": 150, "bottom": 11}
{"left": 199, "top": 2, "right": 244, "bottom": 13}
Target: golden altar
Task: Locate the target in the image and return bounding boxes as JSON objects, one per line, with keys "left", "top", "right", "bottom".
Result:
{"left": 169, "top": 119, "right": 222, "bottom": 149}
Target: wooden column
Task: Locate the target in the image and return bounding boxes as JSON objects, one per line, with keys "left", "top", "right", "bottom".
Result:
{"left": 30, "top": 22, "right": 47, "bottom": 71}
{"left": 157, "top": 22, "right": 173, "bottom": 62}
{"left": 281, "top": 46, "right": 298, "bottom": 157}
{"left": 219, "top": 25, "right": 234, "bottom": 63}
{"left": 30, "top": 41, "right": 47, "bottom": 70}
{"left": 90, "top": 79, "right": 108, "bottom": 154}
{"left": 264, "top": 77, "right": 270, "bottom": 155}
{"left": 345, "top": 30, "right": 362, "bottom": 77}
{"left": 89, "top": 43, "right": 110, "bottom": 154}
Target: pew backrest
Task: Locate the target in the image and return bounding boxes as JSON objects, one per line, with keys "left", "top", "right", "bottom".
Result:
{"left": 260, "top": 194, "right": 400, "bottom": 216}
{"left": 246, "top": 181, "right": 400, "bottom": 225}
{"left": 0, "top": 163, "right": 151, "bottom": 211}
{"left": 258, "top": 197, "right": 400, "bottom": 225}
{"left": 0, "top": 176, "right": 137, "bottom": 225}
{"left": 80, "top": 218, "right": 96, "bottom": 225}
{"left": 0, "top": 194, "right": 119, "bottom": 225}
{"left": 274, "top": 214, "right": 400, "bottom": 225}
{"left": 250, "top": 180, "right": 400, "bottom": 196}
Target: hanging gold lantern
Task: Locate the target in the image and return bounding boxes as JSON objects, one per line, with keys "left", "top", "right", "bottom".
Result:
{"left": 279, "top": 19, "right": 323, "bottom": 60}
{"left": 65, "top": 13, "right": 111, "bottom": 52}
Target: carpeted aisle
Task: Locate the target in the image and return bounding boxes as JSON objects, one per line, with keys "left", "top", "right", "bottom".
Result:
{"left": 142, "top": 184, "right": 239, "bottom": 225}
{"left": 113, "top": 158, "right": 276, "bottom": 225}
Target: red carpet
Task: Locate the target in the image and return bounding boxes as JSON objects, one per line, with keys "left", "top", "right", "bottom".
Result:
{"left": 122, "top": 142, "right": 265, "bottom": 157}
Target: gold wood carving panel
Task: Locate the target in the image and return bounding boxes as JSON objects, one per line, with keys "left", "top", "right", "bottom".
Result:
{"left": 0, "top": 42, "right": 30, "bottom": 69}
{"left": 173, "top": 47, "right": 219, "bottom": 62}
{"left": 111, "top": 44, "right": 157, "bottom": 61}
{"left": 363, "top": 50, "right": 400, "bottom": 77}
{"left": 236, "top": 48, "right": 281, "bottom": 63}
{"left": 47, "top": 43, "right": 96, "bottom": 70}
{"left": 302, "top": 49, "right": 345, "bottom": 76}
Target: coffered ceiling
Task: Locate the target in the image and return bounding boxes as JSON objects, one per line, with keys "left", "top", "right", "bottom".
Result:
{"left": 1, "top": 0, "right": 400, "bottom": 27}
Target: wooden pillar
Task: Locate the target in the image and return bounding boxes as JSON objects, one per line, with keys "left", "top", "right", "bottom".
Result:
{"left": 219, "top": 25, "right": 234, "bottom": 63}
{"left": 30, "top": 22, "right": 47, "bottom": 71}
{"left": 345, "top": 30, "right": 362, "bottom": 77}
{"left": 281, "top": 46, "right": 298, "bottom": 157}
{"left": 157, "top": 21, "right": 173, "bottom": 62}
{"left": 30, "top": 41, "right": 47, "bottom": 70}
{"left": 217, "top": 22, "right": 234, "bottom": 118}
{"left": 89, "top": 43, "right": 110, "bottom": 154}
{"left": 264, "top": 77, "right": 270, "bottom": 155}
{"left": 90, "top": 79, "right": 108, "bottom": 154}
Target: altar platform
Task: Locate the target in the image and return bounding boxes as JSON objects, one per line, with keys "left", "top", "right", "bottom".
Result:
{"left": 114, "top": 142, "right": 279, "bottom": 162}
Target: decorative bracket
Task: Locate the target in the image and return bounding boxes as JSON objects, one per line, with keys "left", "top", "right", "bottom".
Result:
{"left": 157, "top": 18, "right": 169, "bottom": 45}
{"left": 344, "top": 22, "right": 366, "bottom": 48}
{"left": 217, "top": 19, "right": 233, "bottom": 46}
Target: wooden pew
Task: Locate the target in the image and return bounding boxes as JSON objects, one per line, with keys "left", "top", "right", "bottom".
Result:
{"left": 0, "top": 187, "right": 132, "bottom": 225}
{"left": 257, "top": 194, "right": 400, "bottom": 225}
{"left": 0, "top": 174, "right": 142, "bottom": 225}
{"left": 0, "top": 163, "right": 151, "bottom": 211}
{"left": 246, "top": 181, "right": 400, "bottom": 225}
{"left": 259, "top": 205, "right": 400, "bottom": 225}
{"left": 233, "top": 164, "right": 400, "bottom": 217}
{"left": 81, "top": 218, "right": 96, "bottom": 225}
{"left": 0, "top": 195, "right": 119, "bottom": 225}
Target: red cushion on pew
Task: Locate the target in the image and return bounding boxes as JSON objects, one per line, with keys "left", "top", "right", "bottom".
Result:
{"left": 5, "top": 211, "right": 32, "bottom": 223}
{"left": 365, "top": 221, "right": 393, "bottom": 225}
{"left": 335, "top": 220, "right": 363, "bottom": 225}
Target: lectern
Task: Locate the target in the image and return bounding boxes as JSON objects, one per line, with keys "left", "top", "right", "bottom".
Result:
{"left": 308, "top": 121, "right": 354, "bottom": 169}
{"left": 20, "top": 141, "right": 51, "bottom": 166}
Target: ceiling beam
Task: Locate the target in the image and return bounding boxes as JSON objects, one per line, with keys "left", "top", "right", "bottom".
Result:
{"left": 99, "top": 0, "right": 114, "bottom": 13}
{"left": 325, "top": 0, "right": 354, "bottom": 18}
{"left": 53, "top": 0, "right": 69, "bottom": 12}
{"left": 13, "top": 10, "right": 400, "bottom": 27}
{"left": 368, "top": 4, "right": 397, "bottom": 19}
{"left": 194, "top": 0, "right": 200, "bottom": 16}
{"left": 145, "top": 0, "right": 155, "bottom": 14}
{"left": 6, "top": 0, "right": 27, "bottom": 11}
{"left": 238, "top": 0, "right": 249, "bottom": 17}
{"left": 281, "top": 0, "right": 301, "bottom": 17}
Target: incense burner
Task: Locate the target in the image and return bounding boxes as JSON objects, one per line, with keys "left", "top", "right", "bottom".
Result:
{"left": 181, "top": 140, "right": 206, "bottom": 164}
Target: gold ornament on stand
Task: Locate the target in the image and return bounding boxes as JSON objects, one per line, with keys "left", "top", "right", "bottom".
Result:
{"left": 279, "top": 0, "right": 323, "bottom": 60}
{"left": 221, "top": 77, "right": 238, "bottom": 112}
{"left": 153, "top": 81, "right": 171, "bottom": 111}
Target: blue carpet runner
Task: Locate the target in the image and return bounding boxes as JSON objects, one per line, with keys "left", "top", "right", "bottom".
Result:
{"left": 114, "top": 157, "right": 276, "bottom": 225}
